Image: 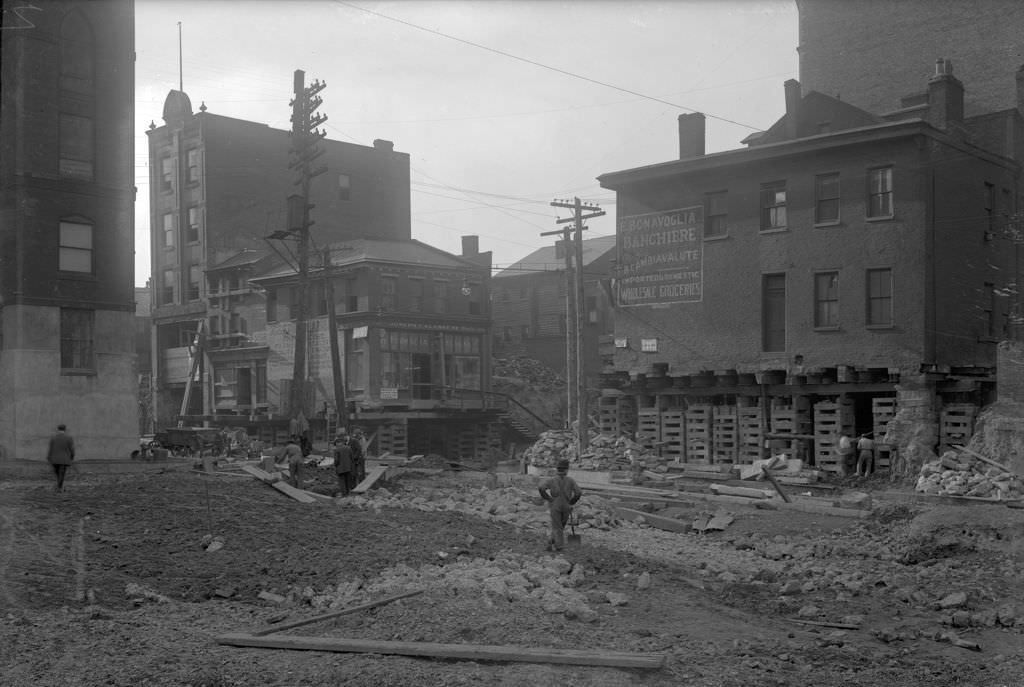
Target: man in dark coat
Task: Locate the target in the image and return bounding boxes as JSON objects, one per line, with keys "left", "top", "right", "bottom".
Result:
{"left": 333, "top": 433, "right": 353, "bottom": 496}
{"left": 349, "top": 428, "right": 366, "bottom": 487}
{"left": 46, "top": 424, "right": 75, "bottom": 492}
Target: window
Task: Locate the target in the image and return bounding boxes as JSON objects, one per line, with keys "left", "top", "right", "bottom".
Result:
{"left": 705, "top": 191, "right": 728, "bottom": 238}
{"left": 59, "top": 220, "right": 92, "bottom": 273}
{"left": 866, "top": 268, "right": 893, "bottom": 327}
{"left": 59, "top": 113, "right": 94, "bottom": 179}
{"left": 163, "top": 213, "right": 175, "bottom": 248}
{"left": 982, "top": 282, "right": 1000, "bottom": 339}
{"left": 338, "top": 174, "right": 351, "bottom": 201}
{"left": 433, "top": 281, "right": 448, "bottom": 314}
{"left": 60, "top": 308, "right": 94, "bottom": 370}
{"left": 161, "top": 269, "right": 175, "bottom": 304}
{"left": 815, "top": 173, "right": 840, "bottom": 224}
{"left": 381, "top": 276, "right": 397, "bottom": 311}
{"left": 187, "top": 148, "right": 200, "bottom": 184}
{"left": 640, "top": 338, "right": 658, "bottom": 353}
{"left": 760, "top": 181, "right": 787, "bottom": 230}
{"left": 187, "top": 207, "right": 200, "bottom": 243}
{"left": 266, "top": 288, "right": 278, "bottom": 322}
{"left": 586, "top": 295, "right": 599, "bottom": 324}
{"left": 187, "top": 265, "right": 200, "bottom": 301}
{"left": 346, "top": 334, "right": 367, "bottom": 392}
{"left": 813, "top": 271, "right": 839, "bottom": 328}
{"left": 867, "top": 167, "right": 893, "bottom": 219}
{"left": 160, "top": 157, "right": 174, "bottom": 192}
{"left": 762, "top": 273, "right": 786, "bottom": 351}
{"left": 409, "top": 278, "right": 424, "bottom": 312}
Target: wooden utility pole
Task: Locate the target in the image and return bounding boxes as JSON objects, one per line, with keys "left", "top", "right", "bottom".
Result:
{"left": 323, "top": 246, "right": 346, "bottom": 433}
{"left": 548, "top": 197, "right": 605, "bottom": 456}
{"left": 540, "top": 224, "right": 577, "bottom": 434}
{"left": 286, "top": 69, "right": 327, "bottom": 421}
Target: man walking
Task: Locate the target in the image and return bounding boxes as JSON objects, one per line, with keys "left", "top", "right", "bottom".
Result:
{"left": 537, "top": 458, "right": 582, "bottom": 552}
{"left": 46, "top": 424, "right": 75, "bottom": 492}
{"left": 283, "top": 435, "right": 304, "bottom": 488}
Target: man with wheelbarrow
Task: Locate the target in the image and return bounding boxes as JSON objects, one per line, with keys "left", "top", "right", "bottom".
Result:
{"left": 538, "top": 458, "right": 582, "bottom": 552}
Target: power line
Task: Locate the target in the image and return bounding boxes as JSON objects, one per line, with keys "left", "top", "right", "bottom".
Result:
{"left": 333, "top": 0, "right": 762, "bottom": 132}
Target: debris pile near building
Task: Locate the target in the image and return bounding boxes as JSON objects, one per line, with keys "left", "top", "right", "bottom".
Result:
{"left": 915, "top": 450, "right": 1024, "bottom": 499}
{"left": 523, "top": 429, "right": 659, "bottom": 470}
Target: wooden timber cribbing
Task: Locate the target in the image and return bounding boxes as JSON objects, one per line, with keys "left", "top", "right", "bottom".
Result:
{"left": 216, "top": 633, "right": 666, "bottom": 669}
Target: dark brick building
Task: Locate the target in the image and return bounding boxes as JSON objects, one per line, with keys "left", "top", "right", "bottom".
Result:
{"left": 491, "top": 235, "right": 616, "bottom": 383}
{"left": 145, "top": 92, "right": 411, "bottom": 428}
{"left": 0, "top": 0, "right": 137, "bottom": 463}
{"left": 597, "top": 63, "right": 1023, "bottom": 472}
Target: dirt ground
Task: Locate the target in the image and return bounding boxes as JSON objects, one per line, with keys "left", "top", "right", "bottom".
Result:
{"left": 2, "top": 462, "right": 1023, "bottom": 687}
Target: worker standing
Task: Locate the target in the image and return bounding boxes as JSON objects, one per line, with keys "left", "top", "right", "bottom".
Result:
{"left": 349, "top": 427, "right": 365, "bottom": 488}
{"left": 284, "top": 435, "right": 304, "bottom": 488}
{"left": 537, "top": 458, "right": 582, "bottom": 552}
{"left": 856, "top": 433, "right": 875, "bottom": 477}
{"left": 333, "top": 433, "right": 353, "bottom": 496}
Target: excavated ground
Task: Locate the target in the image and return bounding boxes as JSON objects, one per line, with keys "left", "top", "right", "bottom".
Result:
{"left": 2, "top": 464, "right": 1023, "bottom": 687}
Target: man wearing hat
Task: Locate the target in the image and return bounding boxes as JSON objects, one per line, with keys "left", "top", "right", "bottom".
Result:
{"left": 537, "top": 458, "right": 582, "bottom": 551}
{"left": 46, "top": 424, "right": 75, "bottom": 493}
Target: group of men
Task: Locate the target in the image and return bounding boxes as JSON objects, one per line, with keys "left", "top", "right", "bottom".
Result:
{"left": 330, "top": 428, "right": 366, "bottom": 496}
{"left": 837, "top": 432, "right": 875, "bottom": 477}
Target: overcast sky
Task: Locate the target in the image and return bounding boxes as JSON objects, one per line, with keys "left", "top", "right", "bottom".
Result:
{"left": 133, "top": 0, "right": 798, "bottom": 286}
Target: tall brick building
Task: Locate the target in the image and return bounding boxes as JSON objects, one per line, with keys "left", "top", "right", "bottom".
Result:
{"left": 797, "top": 0, "right": 1024, "bottom": 117}
{"left": 145, "top": 92, "right": 411, "bottom": 428}
{"left": 597, "top": 61, "right": 1023, "bottom": 472}
{"left": 0, "top": 0, "right": 137, "bottom": 464}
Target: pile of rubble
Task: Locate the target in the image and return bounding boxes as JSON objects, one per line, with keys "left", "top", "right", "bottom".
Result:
{"left": 915, "top": 450, "right": 1024, "bottom": 499}
{"left": 524, "top": 429, "right": 659, "bottom": 470}
{"left": 492, "top": 357, "right": 565, "bottom": 391}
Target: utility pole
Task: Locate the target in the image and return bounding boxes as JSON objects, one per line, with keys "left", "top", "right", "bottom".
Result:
{"left": 323, "top": 246, "right": 346, "bottom": 433}
{"left": 548, "top": 197, "right": 605, "bottom": 456}
{"left": 541, "top": 223, "right": 576, "bottom": 431}
{"left": 286, "top": 69, "right": 327, "bottom": 421}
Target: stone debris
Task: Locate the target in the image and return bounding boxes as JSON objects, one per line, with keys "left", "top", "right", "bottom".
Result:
{"left": 524, "top": 429, "right": 659, "bottom": 471}
{"left": 124, "top": 582, "right": 171, "bottom": 604}
{"left": 915, "top": 450, "right": 1024, "bottom": 499}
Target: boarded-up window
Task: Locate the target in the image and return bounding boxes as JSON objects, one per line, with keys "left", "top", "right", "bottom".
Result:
{"left": 59, "top": 113, "right": 94, "bottom": 179}
{"left": 60, "top": 308, "right": 94, "bottom": 370}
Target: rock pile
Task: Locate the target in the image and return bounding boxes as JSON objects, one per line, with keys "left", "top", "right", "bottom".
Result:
{"left": 524, "top": 429, "right": 658, "bottom": 470}
{"left": 914, "top": 451, "right": 1024, "bottom": 499}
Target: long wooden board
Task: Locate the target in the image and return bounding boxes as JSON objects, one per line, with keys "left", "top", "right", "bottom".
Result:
{"left": 613, "top": 506, "right": 692, "bottom": 533}
{"left": 241, "top": 465, "right": 317, "bottom": 504}
{"left": 252, "top": 590, "right": 424, "bottom": 636}
{"left": 351, "top": 466, "right": 387, "bottom": 494}
{"left": 216, "top": 632, "right": 666, "bottom": 669}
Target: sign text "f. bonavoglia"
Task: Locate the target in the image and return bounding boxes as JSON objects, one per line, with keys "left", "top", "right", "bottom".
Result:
{"left": 617, "top": 206, "right": 703, "bottom": 306}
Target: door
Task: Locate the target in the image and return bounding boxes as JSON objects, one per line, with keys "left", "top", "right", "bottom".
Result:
{"left": 411, "top": 353, "right": 432, "bottom": 400}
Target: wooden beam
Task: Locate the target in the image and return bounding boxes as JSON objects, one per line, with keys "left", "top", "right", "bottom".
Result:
{"left": 613, "top": 506, "right": 692, "bottom": 533}
{"left": 351, "top": 466, "right": 387, "bottom": 494}
{"left": 709, "top": 483, "right": 773, "bottom": 499}
{"left": 241, "top": 465, "right": 317, "bottom": 504}
{"left": 951, "top": 444, "right": 1015, "bottom": 475}
{"left": 216, "top": 633, "right": 666, "bottom": 669}
{"left": 252, "top": 590, "right": 424, "bottom": 636}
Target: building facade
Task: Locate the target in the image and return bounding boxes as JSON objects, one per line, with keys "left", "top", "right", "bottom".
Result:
{"left": 597, "top": 64, "right": 1022, "bottom": 472}
{"left": 491, "top": 236, "right": 617, "bottom": 385}
{"left": 0, "top": 0, "right": 137, "bottom": 464}
{"left": 145, "top": 92, "right": 411, "bottom": 429}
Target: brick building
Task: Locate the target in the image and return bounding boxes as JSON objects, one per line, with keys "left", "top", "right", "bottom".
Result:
{"left": 797, "top": 0, "right": 1024, "bottom": 118}
{"left": 145, "top": 92, "right": 411, "bottom": 428}
{"left": 596, "top": 63, "right": 1023, "bottom": 472}
{"left": 241, "top": 235, "right": 505, "bottom": 459}
{"left": 491, "top": 235, "right": 616, "bottom": 383}
{"left": 0, "top": 0, "right": 137, "bottom": 464}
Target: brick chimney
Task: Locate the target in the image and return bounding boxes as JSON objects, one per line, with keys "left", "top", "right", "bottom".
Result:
{"left": 461, "top": 235, "right": 479, "bottom": 257}
{"left": 927, "top": 58, "right": 964, "bottom": 131}
{"left": 373, "top": 139, "right": 394, "bottom": 152}
{"left": 784, "top": 79, "right": 801, "bottom": 139}
{"left": 678, "top": 112, "right": 706, "bottom": 158}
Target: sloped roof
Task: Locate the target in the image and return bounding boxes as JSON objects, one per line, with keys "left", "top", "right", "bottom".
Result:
{"left": 494, "top": 234, "right": 617, "bottom": 279}
{"left": 749, "top": 90, "right": 881, "bottom": 146}
{"left": 253, "top": 238, "right": 479, "bottom": 282}
{"left": 208, "top": 249, "right": 268, "bottom": 271}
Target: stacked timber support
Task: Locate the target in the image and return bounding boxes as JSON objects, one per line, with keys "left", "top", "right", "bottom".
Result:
{"left": 770, "top": 403, "right": 812, "bottom": 462}
{"left": 660, "top": 409, "right": 685, "bottom": 462}
{"left": 872, "top": 396, "right": 898, "bottom": 471}
{"left": 377, "top": 419, "right": 408, "bottom": 457}
{"left": 685, "top": 404, "right": 713, "bottom": 464}
{"left": 712, "top": 406, "right": 738, "bottom": 464}
{"left": 738, "top": 405, "right": 763, "bottom": 464}
{"left": 636, "top": 408, "right": 661, "bottom": 452}
{"left": 813, "top": 399, "right": 855, "bottom": 473}
{"left": 939, "top": 404, "right": 977, "bottom": 454}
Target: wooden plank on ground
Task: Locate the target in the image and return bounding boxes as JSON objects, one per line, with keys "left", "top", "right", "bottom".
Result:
{"left": 351, "top": 466, "right": 387, "bottom": 494}
{"left": 252, "top": 590, "right": 424, "bottom": 636}
{"left": 709, "top": 483, "right": 773, "bottom": 499}
{"left": 216, "top": 632, "right": 666, "bottom": 669}
{"left": 613, "top": 506, "right": 692, "bottom": 533}
{"left": 240, "top": 465, "right": 317, "bottom": 504}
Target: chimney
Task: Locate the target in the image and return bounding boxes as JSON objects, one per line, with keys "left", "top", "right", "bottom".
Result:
{"left": 927, "top": 58, "right": 964, "bottom": 131}
{"left": 373, "top": 139, "right": 394, "bottom": 152}
{"left": 677, "top": 112, "right": 706, "bottom": 158}
{"left": 1016, "top": 64, "right": 1024, "bottom": 114}
{"left": 461, "top": 235, "right": 479, "bottom": 257}
{"left": 784, "top": 79, "right": 802, "bottom": 139}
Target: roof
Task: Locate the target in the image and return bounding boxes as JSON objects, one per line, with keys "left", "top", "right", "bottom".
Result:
{"left": 253, "top": 238, "right": 481, "bottom": 282}
{"left": 493, "top": 235, "right": 617, "bottom": 279}
{"left": 207, "top": 249, "right": 269, "bottom": 271}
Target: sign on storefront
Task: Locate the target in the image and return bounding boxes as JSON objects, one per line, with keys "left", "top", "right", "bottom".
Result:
{"left": 617, "top": 206, "right": 703, "bottom": 306}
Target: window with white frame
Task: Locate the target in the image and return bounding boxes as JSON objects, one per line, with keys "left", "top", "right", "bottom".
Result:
{"left": 705, "top": 191, "right": 728, "bottom": 238}
{"left": 163, "top": 213, "right": 175, "bottom": 248}
{"left": 760, "top": 181, "right": 787, "bottom": 230}
{"left": 160, "top": 157, "right": 174, "bottom": 193}
{"left": 186, "top": 148, "right": 200, "bottom": 184}
{"left": 866, "top": 268, "right": 893, "bottom": 326}
{"left": 867, "top": 167, "right": 893, "bottom": 219}
{"left": 815, "top": 173, "right": 840, "bottom": 224}
{"left": 187, "top": 206, "right": 200, "bottom": 243}
{"left": 813, "top": 271, "right": 839, "bottom": 328}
